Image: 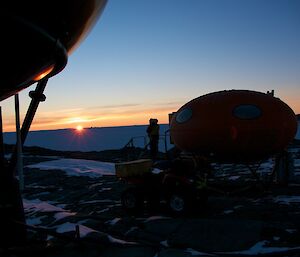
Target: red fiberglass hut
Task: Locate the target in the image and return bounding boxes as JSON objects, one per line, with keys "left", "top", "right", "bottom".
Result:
{"left": 170, "top": 90, "right": 297, "bottom": 163}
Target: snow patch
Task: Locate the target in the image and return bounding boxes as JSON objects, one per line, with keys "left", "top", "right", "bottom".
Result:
{"left": 97, "top": 208, "right": 110, "bottom": 213}
{"left": 293, "top": 159, "right": 300, "bottom": 168}
{"left": 56, "top": 222, "right": 96, "bottom": 237}
{"left": 105, "top": 218, "right": 121, "bottom": 226}
{"left": 223, "top": 210, "right": 234, "bottom": 214}
{"left": 228, "top": 176, "right": 240, "bottom": 181}
{"left": 144, "top": 216, "right": 171, "bottom": 222}
{"left": 233, "top": 205, "right": 243, "bottom": 209}
{"left": 185, "top": 248, "right": 215, "bottom": 256}
{"left": 124, "top": 226, "right": 138, "bottom": 236}
{"left": 152, "top": 168, "right": 163, "bottom": 174}
{"left": 273, "top": 195, "right": 300, "bottom": 205}
{"left": 26, "top": 215, "right": 47, "bottom": 226}
{"left": 23, "top": 199, "right": 75, "bottom": 223}
{"left": 54, "top": 211, "right": 76, "bottom": 221}
{"left": 26, "top": 158, "right": 115, "bottom": 177}
{"left": 79, "top": 199, "right": 114, "bottom": 204}
{"left": 160, "top": 240, "right": 169, "bottom": 247}
{"left": 107, "top": 235, "right": 137, "bottom": 245}
{"left": 286, "top": 229, "right": 297, "bottom": 233}
{"left": 219, "top": 240, "right": 300, "bottom": 255}
{"left": 23, "top": 199, "right": 66, "bottom": 213}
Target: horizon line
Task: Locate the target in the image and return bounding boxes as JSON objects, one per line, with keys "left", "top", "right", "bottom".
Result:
{"left": 3, "top": 123, "right": 170, "bottom": 133}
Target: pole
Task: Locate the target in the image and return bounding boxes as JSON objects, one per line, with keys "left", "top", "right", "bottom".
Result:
{"left": 15, "top": 94, "right": 24, "bottom": 191}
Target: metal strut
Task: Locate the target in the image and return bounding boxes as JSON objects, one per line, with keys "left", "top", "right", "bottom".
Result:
{"left": 0, "top": 79, "right": 48, "bottom": 248}
{"left": 9, "top": 79, "right": 47, "bottom": 171}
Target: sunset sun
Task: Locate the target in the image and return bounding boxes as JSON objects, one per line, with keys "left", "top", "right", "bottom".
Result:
{"left": 76, "top": 125, "right": 83, "bottom": 132}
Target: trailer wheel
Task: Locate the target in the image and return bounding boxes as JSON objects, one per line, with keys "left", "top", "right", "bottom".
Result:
{"left": 121, "top": 188, "right": 144, "bottom": 213}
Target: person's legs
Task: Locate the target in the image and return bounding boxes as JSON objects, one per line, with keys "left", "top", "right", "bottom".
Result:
{"left": 153, "top": 139, "right": 158, "bottom": 159}
{"left": 150, "top": 139, "right": 158, "bottom": 159}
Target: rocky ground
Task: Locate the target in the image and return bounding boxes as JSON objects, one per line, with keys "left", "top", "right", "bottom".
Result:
{"left": 3, "top": 143, "right": 300, "bottom": 257}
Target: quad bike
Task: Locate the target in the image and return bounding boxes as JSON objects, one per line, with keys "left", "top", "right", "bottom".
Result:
{"left": 116, "top": 158, "right": 208, "bottom": 215}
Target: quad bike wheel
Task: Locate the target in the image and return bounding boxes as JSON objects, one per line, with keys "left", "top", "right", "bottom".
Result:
{"left": 121, "top": 188, "right": 144, "bottom": 213}
{"left": 167, "top": 190, "right": 191, "bottom": 215}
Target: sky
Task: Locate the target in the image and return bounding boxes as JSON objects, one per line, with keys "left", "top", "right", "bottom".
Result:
{"left": 1, "top": 0, "right": 300, "bottom": 132}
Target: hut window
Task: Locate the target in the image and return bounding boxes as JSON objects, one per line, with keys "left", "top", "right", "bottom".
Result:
{"left": 176, "top": 108, "right": 193, "bottom": 123}
{"left": 233, "top": 104, "right": 262, "bottom": 120}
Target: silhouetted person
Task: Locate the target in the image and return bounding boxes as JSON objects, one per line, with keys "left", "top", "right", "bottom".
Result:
{"left": 147, "top": 118, "right": 159, "bottom": 160}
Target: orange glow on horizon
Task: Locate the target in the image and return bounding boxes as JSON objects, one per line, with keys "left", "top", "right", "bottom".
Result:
{"left": 24, "top": 105, "right": 174, "bottom": 131}
{"left": 2, "top": 110, "right": 172, "bottom": 132}
{"left": 3, "top": 96, "right": 297, "bottom": 133}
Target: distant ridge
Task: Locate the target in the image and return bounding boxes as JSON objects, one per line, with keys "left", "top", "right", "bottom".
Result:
{"left": 4, "top": 143, "right": 153, "bottom": 163}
